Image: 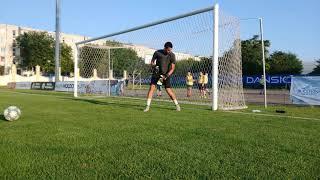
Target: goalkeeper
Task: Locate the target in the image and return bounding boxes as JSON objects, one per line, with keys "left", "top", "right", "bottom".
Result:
{"left": 144, "top": 42, "right": 181, "bottom": 112}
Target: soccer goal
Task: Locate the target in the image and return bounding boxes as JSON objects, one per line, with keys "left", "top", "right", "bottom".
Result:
{"left": 73, "top": 4, "right": 246, "bottom": 110}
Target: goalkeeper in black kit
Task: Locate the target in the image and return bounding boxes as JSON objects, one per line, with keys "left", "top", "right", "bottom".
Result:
{"left": 143, "top": 42, "right": 181, "bottom": 112}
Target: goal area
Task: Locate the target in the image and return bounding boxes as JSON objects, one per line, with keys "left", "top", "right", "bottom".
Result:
{"left": 73, "top": 4, "right": 246, "bottom": 110}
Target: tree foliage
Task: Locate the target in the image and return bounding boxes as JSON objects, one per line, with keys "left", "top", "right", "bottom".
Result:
{"left": 105, "top": 40, "right": 149, "bottom": 77}
{"left": 174, "top": 57, "right": 212, "bottom": 78}
{"left": 111, "top": 48, "right": 146, "bottom": 78}
{"left": 79, "top": 42, "right": 147, "bottom": 78}
{"left": 16, "top": 31, "right": 73, "bottom": 74}
{"left": 105, "top": 40, "right": 123, "bottom": 47}
{"left": 174, "top": 58, "right": 199, "bottom": 76}
{"left": 60, "top": 43, "right": 74, "bottom": 75}
{"left": 241, "top": 35, "right": 305, "bottom": 75}
{"left": 267, "top": 51, "right": 303, "bottom": 75}
{"left": 17, "top": 31, "right": 54, "bottom": 72}
{"left": 309, "top": 59, "right": 320, "bottom": 75}
{"left": 78, "top": 46, "right": 109, "bottom": 78}
{"left": 241, "top": 35, "right": 270, "bottom": 75}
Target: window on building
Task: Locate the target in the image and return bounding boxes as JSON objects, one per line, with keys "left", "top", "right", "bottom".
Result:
{"left": 0, "top": 57, "right": 4, "bottom": 68}
{"left": 13, "top": 48, "right": 16, "bottom": 56}
{"left": 13, "top": 30, "right": 16, "bottom": 37}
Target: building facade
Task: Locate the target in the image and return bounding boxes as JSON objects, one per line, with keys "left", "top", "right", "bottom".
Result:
{"left": 0, "top": 24, "right": 198, "bottom": 75}
{"left": 0, "top": 24, "right": 93, "bottom": 75}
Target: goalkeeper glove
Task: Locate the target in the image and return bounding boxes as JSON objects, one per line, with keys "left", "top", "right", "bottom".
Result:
{"left": 161, "top": 74, "right": 170, "bottom": 80}
{"left": 154, "top": 66, "right": 160, "bottom": 74}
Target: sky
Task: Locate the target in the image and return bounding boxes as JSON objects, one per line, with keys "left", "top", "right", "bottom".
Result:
{"left": 0, "top": 0, "right": 319, "bottom": 69}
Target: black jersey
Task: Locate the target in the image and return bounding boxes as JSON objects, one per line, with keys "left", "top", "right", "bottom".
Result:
{"left": 152, "top": 49, "right": 176, "bottom": 75}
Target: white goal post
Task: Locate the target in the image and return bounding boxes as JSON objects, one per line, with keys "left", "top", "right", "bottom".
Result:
{"left": 73, "top": 4, "right": 247, "bottom": 110}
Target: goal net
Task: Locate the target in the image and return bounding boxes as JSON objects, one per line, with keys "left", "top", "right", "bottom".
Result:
{"left": 74, "top": 4, "right": 246, "bottom": 110}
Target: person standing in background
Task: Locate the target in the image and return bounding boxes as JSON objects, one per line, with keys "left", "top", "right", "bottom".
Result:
{"left": 203, "top": 72, "right": 209, "bottom": 98}
{"left": 186, "top": 72, "right": 194, "bottom": 97}
{"left": 198, "top": 72, "right": 204, "bottom": 98}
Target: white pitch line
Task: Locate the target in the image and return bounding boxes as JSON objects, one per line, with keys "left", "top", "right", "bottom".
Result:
{"left": 226, "top": 111, "right": 320, "bottom": 121}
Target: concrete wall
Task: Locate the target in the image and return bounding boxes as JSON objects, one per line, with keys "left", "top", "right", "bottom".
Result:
{"left": 0, "top": 65, "right": 125, "bottom": 86}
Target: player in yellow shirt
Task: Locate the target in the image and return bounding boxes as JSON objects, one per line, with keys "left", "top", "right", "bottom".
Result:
{"left": 203, "top": 72, "right": 209, "bottom": 98}
{"left": 186, "top": 72, "right": 194, "bottom": 97}
{"left": 198, "top": 72, "right": 204, "bottom": 98}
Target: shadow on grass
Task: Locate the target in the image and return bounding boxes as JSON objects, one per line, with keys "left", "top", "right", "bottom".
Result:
{"left": 0, "top": 114, "right": 7, "bottom": 122}
{"left": 65, "top": 98, "right": 174, "bottom": 111}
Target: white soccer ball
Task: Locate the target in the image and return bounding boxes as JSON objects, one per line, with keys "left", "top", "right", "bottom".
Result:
{"left": 3, "top": 106, "right": 21, "bottom": 121}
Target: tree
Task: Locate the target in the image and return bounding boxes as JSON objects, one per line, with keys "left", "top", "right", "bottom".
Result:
{"left": 16, "top": 31, "right": 54, "bottom": 72}
{"left": 78, "top": 42, "right": 145, "bottom": 79}
{"left": 105, "top": 40, "right": 123, "bottom": 47}
{"left": 309, "top": 59, "right": 320, "bottom": 75}
{"left": 111, "top": 48, "right": 143, "bottom": 77}
{"left": 267, "top": 51, "right": 303, "bottom": 75}
{"left": 60, "top": 43, "right": 74, "bottom": 75}
{"left": 78, "top": 46, "right": 109, "bottom": 78}
{"left": 174, "top": 58, "right": 198, "bottom": 76}
{"left": 241, "top": 35, "right": 270, "bottom": 75}
{"left": 16, "top": 31, "right": 73, "bottom": 74}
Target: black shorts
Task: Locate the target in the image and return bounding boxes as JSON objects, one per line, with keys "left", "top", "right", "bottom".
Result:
{"left": 151, "top": 75, "right": 172, "bottom": 88}
{"left": 157, "top": 84, "right": 162, "bottom": 91}
{"left": 203, "top": 84, "right": 207, "bottom": 89}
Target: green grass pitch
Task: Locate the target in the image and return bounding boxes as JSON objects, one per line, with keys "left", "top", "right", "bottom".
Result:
{"left": 0, "top": 88, "right": 319, "bottom": 179}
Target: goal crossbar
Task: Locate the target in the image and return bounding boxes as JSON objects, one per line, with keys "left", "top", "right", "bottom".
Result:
{"left": 82, "top": 45, "right": 126, "bottom": 50}
{"left": 75, "top": 6, "right": 215, "bottom": 46}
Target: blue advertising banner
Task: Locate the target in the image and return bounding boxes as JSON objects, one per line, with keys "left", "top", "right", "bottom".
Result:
{"left": 290, "top": 76, "right": 320, "bottom": 105}
{"left": 243, "top": 75, "right": 292, "bottom": 87}
{"left": 141, "top": 75, "right": 295, "bottom": 88}
{"left": 55, "top": 80, "right": 124, "bottom": 95}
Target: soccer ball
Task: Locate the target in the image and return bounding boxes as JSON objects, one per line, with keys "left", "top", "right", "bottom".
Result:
{"left": 3, "top": 106, "right": 21, "bottom": 121}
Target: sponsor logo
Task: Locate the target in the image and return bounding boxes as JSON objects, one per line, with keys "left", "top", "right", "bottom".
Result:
{"left": 297, "top": 86, "right": 320, "bottom": 96}
{"left": 42, "top": 82, "right": 55, "bottom": 90}
{"left": 244, "top": 76, "right": 291, "bottom": 85}
{"left": 31, "top": 82, "right": 42, "bottom": 89}
{"left": 31, "top": 82, "right": 55, "bottom": 90}
{"left": 63, "top": 84, "right": 74, "bottom": 88}
{"left": 54, "top": 80, "right": 125, "bottom": 95}
{"left": 291, "top": 76, "right": 320, "bottom": 105}
{"left": 55, "top": 82, "right": 74, "bottom": 91}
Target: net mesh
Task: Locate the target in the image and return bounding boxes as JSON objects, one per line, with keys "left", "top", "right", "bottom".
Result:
{"left": 76, "top": 8, "right": 246, "bottom": 110}
{"left": 217, "top": 11, "right": 246, "bottom": 110}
